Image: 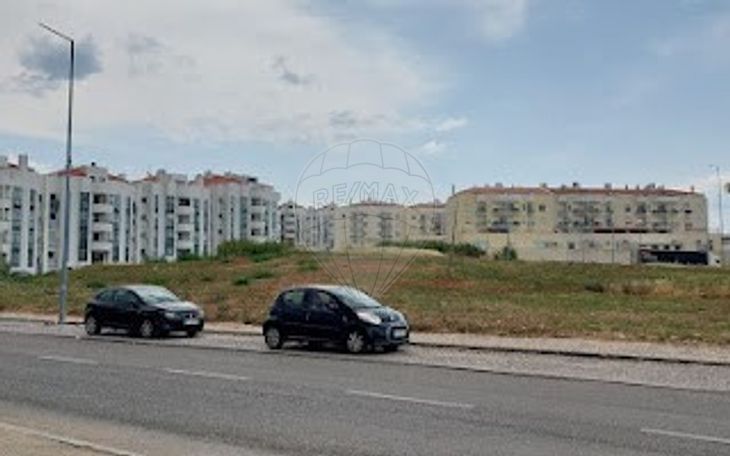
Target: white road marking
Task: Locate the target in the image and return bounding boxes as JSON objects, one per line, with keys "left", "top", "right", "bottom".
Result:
{"left": 641, "top": 428, "right": 730, "bottom": 446}
{"left": 163, "top": 368, "right": 249, "bottom": 382}
{"left": 0, "top": 420, "right": 143, "bottom": 456}
{"left": 346, "top": 389, "right": 474, "bottom": 409}
{"left": 39, "top": 355, "right": 98, "bottom": 365}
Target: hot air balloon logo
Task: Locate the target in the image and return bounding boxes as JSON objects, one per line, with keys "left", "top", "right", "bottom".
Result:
{"left": 295, "top": 139, "right": 437, "bottom": 297}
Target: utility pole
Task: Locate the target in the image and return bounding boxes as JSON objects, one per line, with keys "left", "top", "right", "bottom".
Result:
{"left": 448, "top": 184, "right": 456, "bottom": 275}
{"left": 710, "top": 165, "right": 724, "bottom": 235}
{"left": 40, "top": 22, "right": 74, "bottom": 325}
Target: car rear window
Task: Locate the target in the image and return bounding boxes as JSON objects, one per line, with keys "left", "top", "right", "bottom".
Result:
{"left": 96, "top": 289, "right": 116, "bottom": 302}
{"left": 281, "top": 290, "right": 305, "bottom": 307}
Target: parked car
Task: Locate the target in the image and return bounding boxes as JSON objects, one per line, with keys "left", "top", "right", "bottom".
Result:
{"left": 84, "top": 285, "right": 205, "bottom": 338}
{"left": 263, "top": 285, "right": 409, "bottom": 353}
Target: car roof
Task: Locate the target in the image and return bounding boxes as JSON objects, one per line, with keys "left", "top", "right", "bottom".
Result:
{"left": 280, "top": 284, "right": 356, "bottom": 294}
{"left": 102, "top": 284, "right": 171, "bottom": 293}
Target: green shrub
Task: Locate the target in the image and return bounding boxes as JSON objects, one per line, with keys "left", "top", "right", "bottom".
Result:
{"left": 584, "top": 281, "right": 605, "bottom": 293}
{"left": 251, "top": 252, "right": 277, "bottom": 263}
{"left": 0, "top": 256, "right": 9, "bottom": 277}
{"left": 379, "top": 240, "right": 485, "bottom": 257}
{"left": 217, "top": 241, "right": 290, "bottom": 261}
{"left": 147, "top": 276, "right": 168, "bottom": 286}
{"left": 178, "top": 253, "right": 204, "bottom": 262}
{"left": 233, "top": 276, "right": 250, "bottom": 286}
{"left": 251, "top": 268, "right": 275, "bottom": 280}
{"left": 86, "top": 280, "right": 107, "bottom": 290}
{"left": 298, "top": 258, "right": 320, "bottom": 272}
{"left": 494, "top": 246, "right": 518, "bottom": 261}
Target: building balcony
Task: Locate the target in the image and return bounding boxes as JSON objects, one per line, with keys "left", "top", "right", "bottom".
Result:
{"left": 91, "top": 240, "right": 113, "bottom": 251}
{"left": 177, "top": 223, "right": 194, "bottom": 232}
{"left": 92, "top": 222, "right": 113, "bottom": 233}
{"left": 92, "top": 203, "right": 114, "bottom": 214}
{"left": 177, "top": 239, "right": 194, "bottom": 250}
{"left": 177, "top": 206, "right": 193, "bottom": 215}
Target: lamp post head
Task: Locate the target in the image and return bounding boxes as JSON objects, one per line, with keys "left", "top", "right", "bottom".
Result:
{"left": 38, "top": 22, "right": 74, "bottom": 43}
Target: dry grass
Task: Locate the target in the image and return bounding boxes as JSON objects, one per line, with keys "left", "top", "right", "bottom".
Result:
{"left": 1, "top": 252, "right": 729, "bottom": 344}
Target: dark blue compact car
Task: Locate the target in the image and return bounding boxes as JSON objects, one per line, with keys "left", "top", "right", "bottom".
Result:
{"left": 263, "top": 285, "right": 409, "bottom": 353}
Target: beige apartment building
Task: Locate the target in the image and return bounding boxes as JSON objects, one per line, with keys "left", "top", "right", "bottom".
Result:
{"left": 330, "top": 201, "right": 446, "bottom": 251}
{"left": 446, "top": 183, "right": 714, "bottom": 264}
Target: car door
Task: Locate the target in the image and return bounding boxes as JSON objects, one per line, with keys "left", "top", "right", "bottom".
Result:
{"left": 279, "top": 289, "right": 308, "bottom": 338}
{"left": 305, "top": 290, "right": 343, "bottom": 341}
{"left": 91, "top": 289, "right": 116, "bottom": 326}
{"left": 110, "top": 289, "right": 140, "bottom": 329}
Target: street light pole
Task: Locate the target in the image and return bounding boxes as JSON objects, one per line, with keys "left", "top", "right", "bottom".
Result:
{"left": 710, "top": 164, "right": 724, "bottom": 235}
{"left": 40, "top": 22, "right": 74, "bottom": 325}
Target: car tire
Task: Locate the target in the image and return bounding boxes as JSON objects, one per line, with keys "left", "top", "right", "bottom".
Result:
{"left": 186, "top": 329, "right": 199, "bottom": 338}
{"left": 84, "top": 315, "right": 101, "bottom": 336}
{"left": 139, "top": 319, "right": 157, "bottom": 339}
{"left": 345, "top": 329, "right": 367, "bottom": 354}
{"left": 264, "top": 326, "right": 284, "bottom": 349}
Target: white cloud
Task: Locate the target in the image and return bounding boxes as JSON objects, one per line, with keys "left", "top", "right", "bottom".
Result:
{"left": 650, "top": 12, "right": 730, "bottom": 65}
{"left": 434, "top": 116, "right": 468, "bottom": 132}
{"left": 0, "top": 0, "right": 439, "bottom": 146}
{"left": 418, "top": 138, "right": 448, "bottom": 156}
{"left": 363, "top": 0, "right": 529, "bottom": 44}
{"left": 473, "top": 0, "right": 529, "bottom": 43}
{"left": 681, "top": 169, "right": 730, "bottom": 234}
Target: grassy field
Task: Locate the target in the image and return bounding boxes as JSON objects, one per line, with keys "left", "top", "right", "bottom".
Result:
{"left": 1, "top": 251, "right": 729, "bottom": 344}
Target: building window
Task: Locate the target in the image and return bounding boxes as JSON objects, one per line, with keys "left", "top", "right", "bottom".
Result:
{"left": 27, "top": 189, "right": 36, "bottom": 268}
{"left": 11, "top": 187, "right": 23, "bottom": 267}
{"left": 78, "top": 192, "right": 90, "bottom": 262}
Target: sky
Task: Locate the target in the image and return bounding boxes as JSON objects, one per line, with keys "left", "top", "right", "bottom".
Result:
{"left": 0, "top": 0, "right": 729, "bottom": 231}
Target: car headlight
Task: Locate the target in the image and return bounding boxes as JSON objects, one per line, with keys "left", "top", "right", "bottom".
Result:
{"left": 164, "top": 311, "right": 178, "bottom": 320}
{"left": 357, "top": 311, "right": 382, "bottom": 325}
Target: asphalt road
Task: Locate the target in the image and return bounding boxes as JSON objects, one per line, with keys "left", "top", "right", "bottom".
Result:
{"left": 0, "top": 332, "right": 728, "bottom": 456}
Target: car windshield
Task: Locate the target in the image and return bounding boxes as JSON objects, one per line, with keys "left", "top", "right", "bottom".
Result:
{"left": 132, "top": 286, "right": 179, "bottom": 304}
{"left": 331, "top": 287, "right": 383, "bottom": 310}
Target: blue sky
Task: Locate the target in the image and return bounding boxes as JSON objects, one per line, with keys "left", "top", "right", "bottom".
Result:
{"left": 1, "top": 0, "right": 729, "bottom": 230}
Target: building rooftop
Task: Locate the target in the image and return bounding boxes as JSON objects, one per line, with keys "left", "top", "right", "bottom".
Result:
{"left": 456, "top": 184, "right": 698, "bottom": 198}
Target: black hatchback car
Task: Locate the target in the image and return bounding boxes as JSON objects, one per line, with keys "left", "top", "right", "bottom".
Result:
{"left": 84, "top": 285, "right": 205, "bottom": 338}
{"left": 263, "top": 285, "right": 409, "bottom": 353}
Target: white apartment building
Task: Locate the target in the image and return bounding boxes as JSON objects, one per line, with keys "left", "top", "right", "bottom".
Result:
{"left": 446, "top": 183, "right": 714, "bottom": 264}
{"left": 283, "top": 201, "right": 446, "bottom": 251}
{"left": 0, "top": 155, "right": 280, "bottom": 274}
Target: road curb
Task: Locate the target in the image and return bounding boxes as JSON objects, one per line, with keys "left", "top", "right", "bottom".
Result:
{"left": 201, "top": 328, "right": 730, "bottom": 367}
{"left": 2, "top": 316, "right": 729, "bottom": 367}
{"left": 405, "top": 341, "right": 730, "bottom": 367}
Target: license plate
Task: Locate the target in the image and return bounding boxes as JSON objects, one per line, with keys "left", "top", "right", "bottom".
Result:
{"left": 184, "top": 318, "right": 200, "bottom": 326}
{"left": 393, "top": 328, "right": 407, "bottom": 339}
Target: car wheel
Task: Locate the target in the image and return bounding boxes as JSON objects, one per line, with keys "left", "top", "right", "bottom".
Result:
{"left": 186, "top": 329, "right": 199, "bottom": 338}
{"left": 139, "top": 319, "right": 156, "bottom": 339}
{"left": 84, "top": 315, "right": 101, "bottom": 336}
{"left": 264, "top": 326, "right": 284, "bottom": 349}
{"left": 345, "top": 330, "right": 366, "bottom": 354}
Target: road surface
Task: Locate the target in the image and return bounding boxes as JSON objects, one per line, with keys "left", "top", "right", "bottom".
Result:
{"left": 0, "top": 332, "right": 728, "bottom": 455}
